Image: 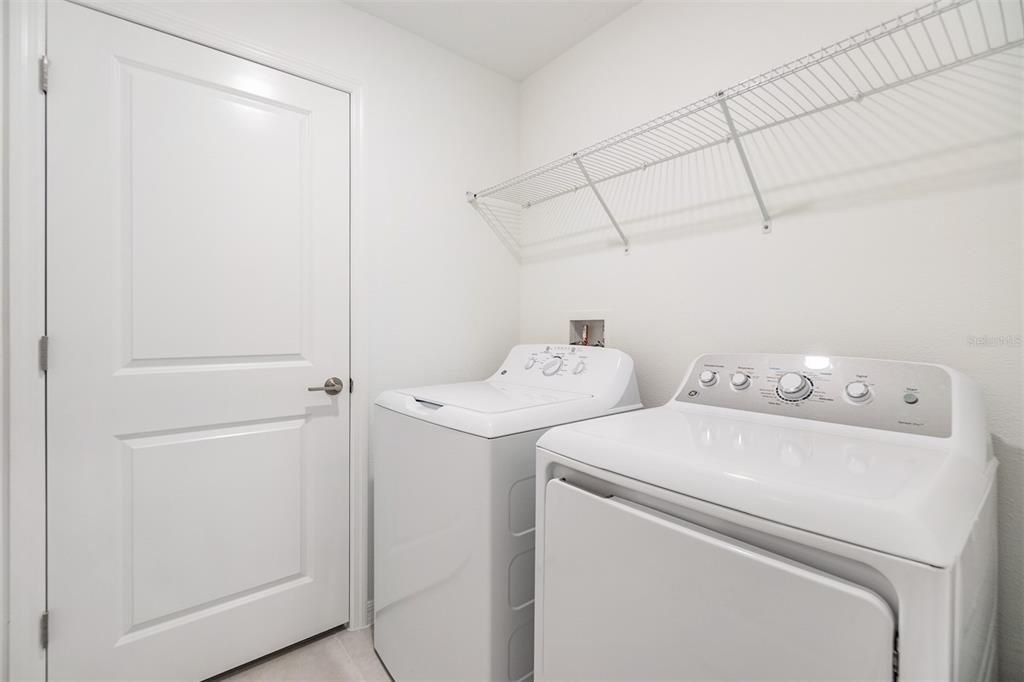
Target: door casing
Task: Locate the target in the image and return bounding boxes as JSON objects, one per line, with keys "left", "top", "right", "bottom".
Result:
{"left": 2, "top": 2, "right": 371, "bottom": 679}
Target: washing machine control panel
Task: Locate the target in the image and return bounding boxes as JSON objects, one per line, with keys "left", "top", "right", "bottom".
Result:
{"left": 675, "top": 354, "right": 953, "bottom": 437}
{"left": 495, "top": 344, "right": 630, "bottom": 395}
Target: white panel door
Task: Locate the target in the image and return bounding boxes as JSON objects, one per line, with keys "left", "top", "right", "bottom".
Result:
{"left": 46, "top": 2, "right": 350, "bottom": 679}
{"left": 539, "top": 480, "right": 895, "bottom": 681}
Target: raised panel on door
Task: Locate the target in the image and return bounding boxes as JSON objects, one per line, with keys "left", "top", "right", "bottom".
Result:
{"left": 46, "top": 1, "right": 351, "bottom": 679}
{"left": 539, "top": 479, "right": 895, "bottom": 681}
{"left": 123, "top": 61, "right": 311, "bottom": 364}
{"left": 123, "top": 421, "right": 305, "bottom": 627}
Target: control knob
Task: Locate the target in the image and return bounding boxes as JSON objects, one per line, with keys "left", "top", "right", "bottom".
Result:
{"left": 777, "top": 372, "right": 812, "bottom": 401}
{"left": 730, "top": 373, "right": 750, "bottom": 390}
{"left": 573, "top": 361, "right": 586, "bottom": 375}
{"left": 698, "top": 370, "right": 718, "bottom": 387}
{"left": 524, "top": 358, "right": 537, "bottom": 370}
{"left": 845, "top": 381, "right": 871, "bottom": 403}
{"left": 542, "top": 357, "right": 563, "bottom": 376}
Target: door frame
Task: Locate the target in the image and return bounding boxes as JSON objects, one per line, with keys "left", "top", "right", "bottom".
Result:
{"left": 3, "top": 2, "right": 371, "bottom": 679}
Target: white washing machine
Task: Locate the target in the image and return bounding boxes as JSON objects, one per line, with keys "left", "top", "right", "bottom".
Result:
{"left": 535, "top": 353, "right": 997, "bottom": 682}
{"left": 373, "top": 344, "right": 641, "bottom": 681}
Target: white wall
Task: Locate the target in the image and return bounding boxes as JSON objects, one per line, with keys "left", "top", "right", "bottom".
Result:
{"left": 517, "top": 1, "right": 1023, "bottom": 677}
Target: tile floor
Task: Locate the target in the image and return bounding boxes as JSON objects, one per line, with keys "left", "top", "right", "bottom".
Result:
{"left": 216, "top": 628, "right": 391, "bottom": 682}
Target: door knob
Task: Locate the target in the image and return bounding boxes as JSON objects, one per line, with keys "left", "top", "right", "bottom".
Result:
{"left": 308, "top": 377, "right": 345, "bottom": 396}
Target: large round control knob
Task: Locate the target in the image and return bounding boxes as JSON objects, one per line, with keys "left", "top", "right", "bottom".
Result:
{"left": 542, "top": 357, "right": 563, "bottom": 376}
{"left": 730, "top": 372, "right": 750, "bottom": 390}
{"left": 845, "top": 381, "right": 871, "bottom": 402}
{"left": 698, "top": 370, "right": 718, "bottom": 387}
{"left": 777, "top": 372, "right": 812, "bottom": 401}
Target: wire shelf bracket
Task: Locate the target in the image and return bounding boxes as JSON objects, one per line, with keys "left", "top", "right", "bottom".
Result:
{"left": 718, "top": 94, "right": 772, "bottom": 234}
{"left": 573, "top": 153, "right": 631, "bottom": 252}
{"left": 468, "top": 0, "right": 1024, "bottom": 259}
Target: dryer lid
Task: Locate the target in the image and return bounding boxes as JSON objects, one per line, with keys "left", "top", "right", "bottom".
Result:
{"left": 536, "top": 405, "right": 994, "bottom": 567}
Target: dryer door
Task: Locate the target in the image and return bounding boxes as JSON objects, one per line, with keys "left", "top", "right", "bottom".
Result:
{"left": 539, "top": 480, "right": 896, "bottom": 681}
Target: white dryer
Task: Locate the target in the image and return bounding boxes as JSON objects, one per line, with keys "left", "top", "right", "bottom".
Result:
{"left": 373, "top": 344, "right": 640, "bottom": 682}
{"left": 535, "top": 353, "right": 997, "bottom": 682}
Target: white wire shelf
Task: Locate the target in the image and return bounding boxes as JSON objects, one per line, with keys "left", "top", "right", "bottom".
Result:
{"left": 469, "top": 0, "right": 1024, "bottom": 258}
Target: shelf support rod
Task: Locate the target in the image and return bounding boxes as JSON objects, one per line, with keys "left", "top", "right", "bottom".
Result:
{"left": 718, "top": 95, "right": 772, "bottom": 234}
{"left": 573, "top": 153, "right": 630, "bottom": 253}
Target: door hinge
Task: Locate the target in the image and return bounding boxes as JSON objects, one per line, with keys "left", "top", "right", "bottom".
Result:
{"left": 39, "top": 55, "right": 49, "bottom": 94}
{"left": 892, "top": 630, "right": 899, "bottom": 681}
{"left": 349, "top": 378, "right": 354, "bottom": 394}
{"left": 39, "top": 335, "right": 49, "bottom": 372}
{"left": 39, "top": 611, "right": 49, "bottom": 649}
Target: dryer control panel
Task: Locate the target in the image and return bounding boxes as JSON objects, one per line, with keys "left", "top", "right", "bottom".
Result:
{"left": 675, "top": 354, "right": 953, "bottom": 437}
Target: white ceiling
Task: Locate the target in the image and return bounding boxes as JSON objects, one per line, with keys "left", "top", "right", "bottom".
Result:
{"left": 349, "top": 1, "right": 638, "bottom": 80}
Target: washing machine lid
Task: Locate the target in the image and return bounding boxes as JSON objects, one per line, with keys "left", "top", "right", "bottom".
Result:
{"left": 375, "top": 344, "right": 643, "bottom": 438}
{"left": 402, "top": 381, "right": 588, "bottom": 414}
{"left": 537, "top": 405, "right": 994, "bottom": 567}
{"left": 376, "top": 381, "right": 610, "bottom": 438}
